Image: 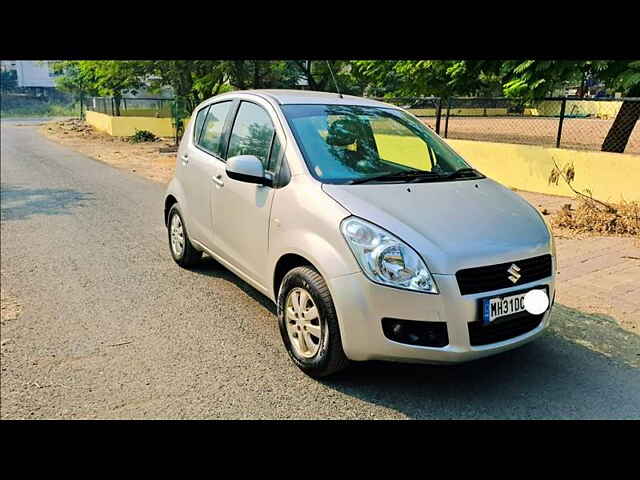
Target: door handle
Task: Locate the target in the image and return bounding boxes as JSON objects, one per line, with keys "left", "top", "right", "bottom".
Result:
{"left": 181, "top": 154, "right": 189, "bottom": 165}
{"left": 211, "top": 175, "right": 224, "bottom": 187}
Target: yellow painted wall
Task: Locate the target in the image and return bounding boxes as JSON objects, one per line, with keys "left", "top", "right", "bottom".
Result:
{"left": 447, "top": 139, "right": 640, "bottom": 202}
{"left": 527, "top": 100, "right": 621, "bottom": 119}
{"left": 85, "top": 111, "right": 113, "bottom": 134}
{"left": 109, "top": 116, "right": 175, "bottom": 137}
{"left": 86, "top": 111, "right": 191, "bottom": 138}
{"left": 405, "top": 101, "right": 622, "bottom": 119}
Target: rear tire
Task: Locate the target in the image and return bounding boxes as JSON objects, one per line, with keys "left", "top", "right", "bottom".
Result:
{"left": 167, "top": 204, "right": 202, "bottom": 268}
{"left": 277, "top": 266, "right": 349, "bottom": 378}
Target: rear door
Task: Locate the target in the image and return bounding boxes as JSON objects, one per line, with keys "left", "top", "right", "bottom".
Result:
{"left": 182, "top": 100, "right": 233, "bottom": 246}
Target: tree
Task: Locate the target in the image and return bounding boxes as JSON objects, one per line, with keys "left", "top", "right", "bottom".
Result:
{"left": 148, "top": 61, "right": 229, "bottom": 112}
{"left": 53, "top": 61, "right": 146, "bottom": 115}
{"left": 499, "top": 60, "right": 592, "bottom": 99}
{"left": 53, "top": 61, "right": 96, "bottom": 97}
{"left": 348, "top": 60, "right": 502, "bottom": 98}
{"left": 85, "top": 61, "right": 146, "bottom": 115}
{"left": 291, "top": 60, "right": 343, "bottom": 92}
{"left": 224, "top": 60, "right": 291, "bottom": 91}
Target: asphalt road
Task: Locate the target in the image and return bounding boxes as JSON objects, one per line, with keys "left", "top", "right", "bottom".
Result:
{"left": 1, "top": 120, "right": 639, "bottom": 419}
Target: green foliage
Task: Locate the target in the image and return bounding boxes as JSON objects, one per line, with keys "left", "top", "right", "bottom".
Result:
{"left": 129, "top": 129, "right": 157, "bottom": 143}
{"left": 350, "top": 60, "right": 503, "bottom": 98}
{"left": 51, "top": 59, "right": 640, "bottom": 111}
{"left": 597, "top": 60, "right": 640, "bottom": 96}
{"left": 146, "top": 60, "right": 228, "bottom": 112}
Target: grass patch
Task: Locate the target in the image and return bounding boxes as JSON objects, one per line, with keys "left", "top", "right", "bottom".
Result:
{"left": 128, "top": 129, "right": 158, "bottom": 143}
{"left": 1, "top": 103, "right": 80, "bottom": 118}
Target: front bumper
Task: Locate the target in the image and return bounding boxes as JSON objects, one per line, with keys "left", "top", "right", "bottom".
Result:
{"left": 328, "top": 271, "right": 555, "bottom": 363}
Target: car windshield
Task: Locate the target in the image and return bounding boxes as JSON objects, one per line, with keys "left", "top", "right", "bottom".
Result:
{"left": 281, "top": 104, "right": 479, "bottom": 184}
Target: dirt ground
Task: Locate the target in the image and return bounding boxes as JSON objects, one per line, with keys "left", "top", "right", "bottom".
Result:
{"left": 420, "top": 116, "right": 640, "bottom": 154}
{"left": 40, "top": 120, "right": 177, "bottom": 184}
{"left": 514, "top": 190, "right": 640, "bottom": 333}
{"left": 39, "top": 119, "right": 639, "bottom": 334}
{"left": 1, "top": 288, "right": 22, "bottom": 326}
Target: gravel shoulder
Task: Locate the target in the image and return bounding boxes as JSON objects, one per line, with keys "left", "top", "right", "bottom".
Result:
{"left": 40, "top": 119, "right": 176, "bottom": 184}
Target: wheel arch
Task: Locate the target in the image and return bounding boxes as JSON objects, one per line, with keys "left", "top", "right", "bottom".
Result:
{"left": 164, "top": 194, "right": 178, "bottom": 226}
{"left": 273, "top": 253, "right": 318, "bottom": 301}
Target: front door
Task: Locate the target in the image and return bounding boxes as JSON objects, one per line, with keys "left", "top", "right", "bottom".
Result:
{"left": 211, "top": 100, "right": 282, "bottom": 288}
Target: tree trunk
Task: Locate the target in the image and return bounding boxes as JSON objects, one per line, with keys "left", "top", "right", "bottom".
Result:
{"left": 253, "top": 61, "right": 260, "bottom": 89}
{"left": 114, "top": 94, "right": 121, "bottom": 116}
{"left": 295, "top": 61, "right": 319, "bottom": 90}
{"left": 601, "top": 101, "right": 640, "bottom": 153}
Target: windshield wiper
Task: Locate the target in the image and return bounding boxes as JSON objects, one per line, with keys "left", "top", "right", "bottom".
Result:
{"left": 348, "top": 170, "right": 444, "bottom": 185}
{"left": 445, "top": 167, "right": 481, "bottom": 179}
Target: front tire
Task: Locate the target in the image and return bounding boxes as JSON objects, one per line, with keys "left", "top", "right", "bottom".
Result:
{"left": 167, "top": 204, "right": 202, "bottom": 268}
{"left": 277, "top": 266, "right": 349, "bottom": 378}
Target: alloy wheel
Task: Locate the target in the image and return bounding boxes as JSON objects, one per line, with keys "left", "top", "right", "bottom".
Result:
{"left": 285, "top": 287, "right": 323, "bottom": 358}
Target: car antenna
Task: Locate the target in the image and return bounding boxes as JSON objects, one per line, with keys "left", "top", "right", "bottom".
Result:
{"left": 325, "top": 60, "right": 343, "bottom": 99}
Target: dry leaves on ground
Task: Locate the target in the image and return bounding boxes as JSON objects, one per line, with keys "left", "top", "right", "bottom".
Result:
{"left": 552, "top": 197, "right": 640, "bottom": 237}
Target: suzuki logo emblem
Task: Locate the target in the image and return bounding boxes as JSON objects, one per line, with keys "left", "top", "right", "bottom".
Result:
{"left": 507, "top": 264, "right": 521, "bottom": 284}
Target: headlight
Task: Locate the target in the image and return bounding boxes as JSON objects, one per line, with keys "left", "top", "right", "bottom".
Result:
{"left": 340, "top": 217, "right": 438, "bottom": 294}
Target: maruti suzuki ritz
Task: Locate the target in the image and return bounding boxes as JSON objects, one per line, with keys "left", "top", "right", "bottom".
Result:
{"left": 164, "top": 90, "right": 556, "bottom": 378}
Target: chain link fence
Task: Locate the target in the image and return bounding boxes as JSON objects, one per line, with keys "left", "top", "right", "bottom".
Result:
{"left": 85, "top": 97, "right": 175, "bottom": 118}
{"left": 374, "top": 97, "right": 640, "bottom": 154}
{"left": 85, "top": 96, "right": 190, "bottom": 145}
{"left": 83, "top": 95, "right": 640, "bottom": 154}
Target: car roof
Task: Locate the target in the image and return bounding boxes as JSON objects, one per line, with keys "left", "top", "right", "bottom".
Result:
{"left": 232, "top": 89, "right": 400, "bottom": 109}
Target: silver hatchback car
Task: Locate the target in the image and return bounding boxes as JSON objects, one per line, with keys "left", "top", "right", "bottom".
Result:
{"left": 164, "top": 89, "right": 556, "bottom": 377}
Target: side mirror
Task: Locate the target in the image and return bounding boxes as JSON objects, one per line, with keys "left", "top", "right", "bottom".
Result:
{"left": 226, "top": 155, "right": 271, "bottom": 186}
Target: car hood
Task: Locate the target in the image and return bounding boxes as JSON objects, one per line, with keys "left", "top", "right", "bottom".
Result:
{"left": 322, "top": 178, "right": 551, "bottom": 274}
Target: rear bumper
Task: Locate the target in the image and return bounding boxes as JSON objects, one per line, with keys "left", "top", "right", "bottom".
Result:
{"left": 328, "top": 271, "right": 555, "bottom": 363}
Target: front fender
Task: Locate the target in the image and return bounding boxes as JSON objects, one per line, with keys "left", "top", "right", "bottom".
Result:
{"left": 268, "top": 177, "right": 361, "bottom": 299}
{"left": 270, "top": 231, "right": 360, "bottom": 291}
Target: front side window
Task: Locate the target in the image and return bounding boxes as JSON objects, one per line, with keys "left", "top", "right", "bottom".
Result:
{"left": 198, "top": 101, "right": 232, "bottom": 156}
{"left": 227, "top": 102, "right": 275, "bottom": 167}
{"left": 268, "top": 134, "right": 284, "bottom": 173}
{"left": 281, "top": 104, "right": 477, "bottom": 184}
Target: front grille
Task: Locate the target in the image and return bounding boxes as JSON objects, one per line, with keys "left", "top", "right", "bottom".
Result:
{"left": 456, "top": 254, "right": 552, "bottom": 295}
{"left": 468, "top": 311, "right": 544, "bottom": 346}
{"left": 382, "top": 318, "right": 449, "bottom": 347}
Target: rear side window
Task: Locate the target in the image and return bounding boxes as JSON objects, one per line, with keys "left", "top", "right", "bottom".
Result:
{"left": 227, "top": 102, "right": 275, "bottom": 167}
{"left": 198, "top": 101, "right": 232, "bottom": 156}
{"left": 193, "top": 105, "right": 210, "bottom": 143}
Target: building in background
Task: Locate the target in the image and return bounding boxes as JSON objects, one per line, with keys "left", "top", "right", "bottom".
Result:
{"left": 2, "top": 60, "right": 59, "bottom": 96}
{"left": 1, "top": 60, "right": 18, "bottom": 72}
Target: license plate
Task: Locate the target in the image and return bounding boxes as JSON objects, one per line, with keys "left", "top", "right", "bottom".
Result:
{"left": 481, "top": 288, "right": 547, "bottom": 325}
